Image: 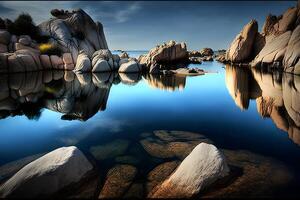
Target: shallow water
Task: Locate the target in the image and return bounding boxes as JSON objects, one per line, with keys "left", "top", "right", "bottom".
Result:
{"left": 0, "top": 51, "right": 300, "bottom": 197}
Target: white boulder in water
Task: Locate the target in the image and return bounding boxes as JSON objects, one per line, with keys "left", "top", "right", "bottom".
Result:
{"left": 0, "top": 146, "right": 93, "bottom": 198}
{"left": 149, "top": 143, "right": 229, "bottom": 198}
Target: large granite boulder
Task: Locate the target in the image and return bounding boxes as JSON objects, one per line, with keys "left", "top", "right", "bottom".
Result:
{"left": 149, "top": 143, "right": 229, "bottom": 198}
{"left": 225, "top": 20, "right": 258, "bottom": 63}
{"left": 0, "top": 146, "right": 94, "bottom": 198}
{"left": 138, "top": 40, "right": 189, "bottom": 69}
{"left": 91, "top": 49, "right": 119, "bottom": 72}
{"left": 38, "top": 9, "right": 108, "bottom": 62}
{"left": 283, "top": 25, "right": 300, "bottom": 74}
{"left": 252, "top": 31, "right": 291, "bottom": 67}
{"left": 200, "top": 48, "right": 214, "bottom": 56}
{"left": 119, "top": 60, "right": 142, "bottom": 73}
{"left": 74, "top": 52, "right": 91, "bottom": 72}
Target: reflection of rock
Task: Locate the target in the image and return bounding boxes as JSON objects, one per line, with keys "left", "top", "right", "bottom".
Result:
{"left": 282, "top": 73, "right": 300, "bottom": 144}
{"left": 149, "top": 143, "right": 229, "bottom": 198}
{"left": 203, "top": 149, "right": 293, "bottom": 197}
{"left": 144, "top": 73, "right": 186, "bottom": 92}
{"left": 0, "top": 71, "right": 113, "bottom": 121}
{"left": 146, "top": 161, "right": 180, "bottom": 194}
{"left": 99, "top": 164, "right": 137, "bottom": 198}
{"left": 225, "top": 66, "right": 300, "bottom": 146}
{"left": 90, "top": 139, "right": 129, "bottom": 160}
{"left": 0, "top": 146, "right": 95, "bottom": 198}
{"left": 252, "top": 68, "right": 300, "bottom": 145}
{"left": 119, "top": 73, "right": 142, "bottom": 85}
{"left": 225, "top": 65, "right": 261, "bottom": 110}
{"left": 140, "top": 130, "right": 212, "bottom": 160}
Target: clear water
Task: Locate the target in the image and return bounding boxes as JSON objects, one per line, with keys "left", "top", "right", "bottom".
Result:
{"left": 0, "top": 51, "right": 300, "bottom": 197}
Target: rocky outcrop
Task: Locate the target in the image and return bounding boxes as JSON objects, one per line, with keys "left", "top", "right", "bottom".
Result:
{"left": 225, "top": 1, "right": 300, "bottom": 74}
{"left": 283, "top": 25, "right": 300, "bottom": 74}
{"left": 0, "top": 9, "right": 141, "bottom": 73}
{"left": 138, "top": 40, "right": 189, "bottom": 72}
{"left": 149, "top": 143, "right": 229, "bottom": 198}
{"left": 225, "top": 20, "right": 258, "bottom": 63}
{"left": 252, "top": 31, "right": 291, "bottom": 68}
{"left": 0, "top": 146, "right": 95, "bottom": 198}
{"left": 39, "top": 9, "right": 108, "bottom": 60}
{"left": 200, "top": 48, "right": 214, "bottom": 56}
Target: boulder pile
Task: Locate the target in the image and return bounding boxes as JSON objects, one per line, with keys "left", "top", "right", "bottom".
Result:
{"left": 138, "top": 40, "right": 189, "bottom": 73}
{"left": 223, "top": 1, "right": 300, "bottom": 74}
{"left": 0, "top": 9, "right": 141, "bottom": 73}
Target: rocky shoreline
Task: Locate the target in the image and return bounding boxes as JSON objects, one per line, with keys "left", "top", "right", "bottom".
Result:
{"left": 0, "top": 9, "right": 214, "bottom": 77}
{"left": 220, "top": 0, "right": 300, "bottom": 75}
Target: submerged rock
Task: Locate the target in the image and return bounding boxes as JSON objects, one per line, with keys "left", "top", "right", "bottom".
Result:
{"left": 146, "top": 161, "right": 180, "bottom": 194}
{"left": 149, "top": 143, "right": 230, "bottom": 198}
{"left": 99, "top": 164, "right": 137, "bottom": 198}
{"left": 140, "top": 130, "right": 212, "bottom": 159}
{"left": 203, "top": 149, "right": 293, "bottom": 197}
{"left": 90, "top": 139, "right": 129, "bottom": 160}
{"left": 0, "top": 146, "right": 94, "bottom": 198}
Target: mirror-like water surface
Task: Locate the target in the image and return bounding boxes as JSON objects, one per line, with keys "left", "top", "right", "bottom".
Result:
{"left": 0, "top": 51, "right": 300, "bottom": 197}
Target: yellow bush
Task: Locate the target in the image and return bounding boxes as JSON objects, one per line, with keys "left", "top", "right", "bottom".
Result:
{"left": 39, "top": 43, "right": 62, "bottom": 56}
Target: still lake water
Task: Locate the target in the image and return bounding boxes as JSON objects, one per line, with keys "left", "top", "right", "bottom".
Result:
{"left": 0, "top": 51, "right": 300, "bottom": 197}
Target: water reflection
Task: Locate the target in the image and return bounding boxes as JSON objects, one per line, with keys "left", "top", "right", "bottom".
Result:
{"left": 143, "top": 73, "right": 186, "bottom": 91}
{"left": 225, "top": 66, "right": 300, "bottom": 145}
{"left": 0, "top": 71, "right": 188, "bottom": 121}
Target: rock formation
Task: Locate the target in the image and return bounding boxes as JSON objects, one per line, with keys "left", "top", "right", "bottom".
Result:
{"left": 223, "top": 1, "right": 300, "bottom": 75}
{"left": 188, "top": 48, "right": 214, "bottom": 63}
{"left": 225, "top": 20, "right": 259, "bottom": 63}
{"left": 0, "top": 9, "right": 141, "bottom": 73}
{"left": 138, "top": 40, "right": 189, "bottom": 73}
{"left": 149, "top": 143, "right": 230, "bottom": 198}
{"left": 0, "top": 146, "right": 97, "bottom": 198}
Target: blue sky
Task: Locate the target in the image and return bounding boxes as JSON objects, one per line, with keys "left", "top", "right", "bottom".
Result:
{"left": 0, "top": 1, "right": 296, "bottom": 50}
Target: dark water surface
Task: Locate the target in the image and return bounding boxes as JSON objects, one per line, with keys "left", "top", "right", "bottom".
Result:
{"left": 0, "top": 51, "right": 300, "bottom": 197}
